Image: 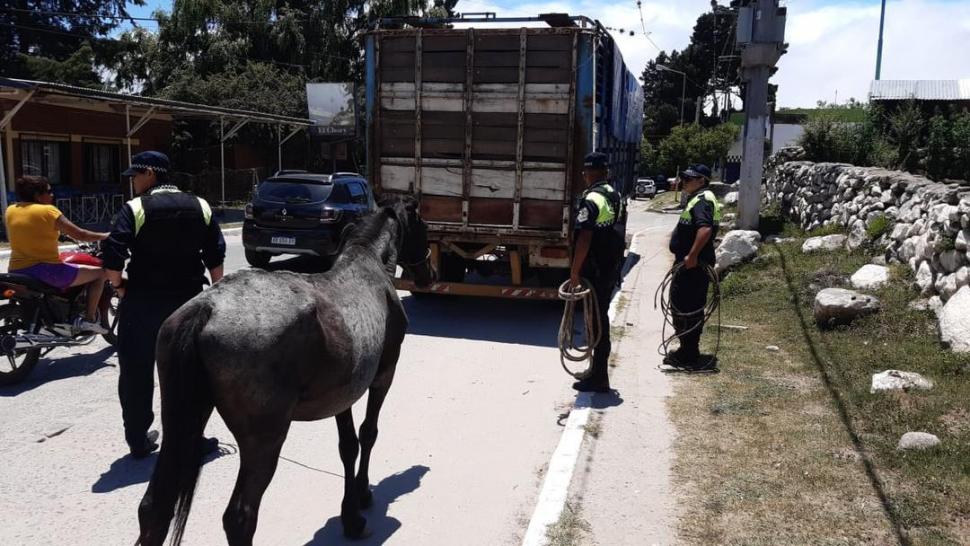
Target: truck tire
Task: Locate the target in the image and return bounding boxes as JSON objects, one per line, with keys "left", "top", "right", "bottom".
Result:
{"left": 439, "top": 253, "right": 466, "bottom": 283}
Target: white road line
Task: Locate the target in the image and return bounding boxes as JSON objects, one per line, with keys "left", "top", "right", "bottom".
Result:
{"left": 521, "top": 227, "right": 650, "bottom": 546}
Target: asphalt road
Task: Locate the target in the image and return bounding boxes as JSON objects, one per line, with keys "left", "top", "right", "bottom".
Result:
{"left": 0, "top": 202, "right": 676, "bottom": 545}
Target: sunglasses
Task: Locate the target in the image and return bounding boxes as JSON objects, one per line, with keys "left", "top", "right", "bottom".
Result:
{"left": 39, "top": 187, "right": 52, "bottom": 195}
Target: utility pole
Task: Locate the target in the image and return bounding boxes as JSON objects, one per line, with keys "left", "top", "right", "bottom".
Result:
{"left": 736, "top": 0, "right": 787, "bottom": 230}
{"left": 875, "top": 0, "right": 887, "bottom": 80}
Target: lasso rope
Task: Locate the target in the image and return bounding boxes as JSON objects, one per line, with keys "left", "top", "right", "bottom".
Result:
{"left": 557, "top": 279, "right": 601, "bottom": 379}
{"left": 653, "top": 262, "right": 722, "bottom": 371}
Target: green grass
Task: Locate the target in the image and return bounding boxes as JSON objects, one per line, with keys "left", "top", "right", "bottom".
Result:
{"left": 669, "top": 224, "right": 970, "bottom": 545}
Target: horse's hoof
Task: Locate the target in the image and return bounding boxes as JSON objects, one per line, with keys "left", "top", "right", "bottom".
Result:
{"left": 359, "top": 489, "right": 373, "bottom": 510}
{"left": 342, "top": 514, "right": 367, "bottom": 539}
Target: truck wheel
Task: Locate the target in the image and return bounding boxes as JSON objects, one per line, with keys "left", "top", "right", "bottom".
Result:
{"left": 0, "top": 304, "right": 40, "bottom": 386}
{"left": 245, "top": 249, "right": 272, "bottom": 268}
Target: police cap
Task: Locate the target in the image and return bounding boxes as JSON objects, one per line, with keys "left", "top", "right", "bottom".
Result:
{"left": 122, "top": 151, "right": 170, "bottom": 176}
{"left": 583, "top": 152, "right": 609, "bottom": 171}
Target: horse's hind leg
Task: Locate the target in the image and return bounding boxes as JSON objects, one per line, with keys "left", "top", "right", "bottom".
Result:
{"left": 355, "top": 372, "right": 395, "bottom": 509}
{"left": 222, "top": 424, "right": 289, "bottom": 546}
{"left": 336, "top": 409, "right": 367, "bottom": 538}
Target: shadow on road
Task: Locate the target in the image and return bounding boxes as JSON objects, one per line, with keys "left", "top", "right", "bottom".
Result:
{"left": 0, "top": 345, "right": 116, "bottom": 397}
{"left": 305, "top": 465, "right": 430, "bottom": 546}
{"left": 91, "top": 443, "right": 233, "bottom": 494}
{"left": 402, "top": 295, "right": 562, "bottom": 347}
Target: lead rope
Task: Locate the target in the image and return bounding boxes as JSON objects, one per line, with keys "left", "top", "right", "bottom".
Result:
{"left": 557, "top": 279, "right": 601, "bottom": 379}
{"left": 653, "top": 262, "right": 722, "bottom": 371}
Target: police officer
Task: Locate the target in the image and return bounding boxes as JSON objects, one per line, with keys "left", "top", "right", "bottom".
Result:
{"left": 102, "top": 151, "right": 226, "bottom": 458}
{"left": 568, "top": 152, "right": 625, "bottom": 393}
{"left": 666, "top": 164, "right": 721, "bottom": 370}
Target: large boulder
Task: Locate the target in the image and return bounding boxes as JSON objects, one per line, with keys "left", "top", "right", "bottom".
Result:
{"left": 802, "top": 234, "right": 847, "bottom": 253}
{"left": 870, "top": 370, "right": 933, "bottom": 393}
{"left": 813, "top": 288, "right": 881, "bottom": 327}
{"left": 897, "top": 432, "right": 941, "bottom": 451}
{"left": 850, "top": 264, "right": 890, "bottom": 290}
{"left": 915, "top": 260, "right": 936, "bottom": 296}
{"left": 724, "top": 191, "right": 739, "bottom": 206}
{"left": 715, "top": 230, "right": 761, "bottom": 274}
{"left": 939, "top": 286, "right": 970, "bottom": 352}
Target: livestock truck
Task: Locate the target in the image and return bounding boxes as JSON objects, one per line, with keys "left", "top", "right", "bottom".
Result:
{"left": 364, "top": 14, "right": 643, "bottom": 299}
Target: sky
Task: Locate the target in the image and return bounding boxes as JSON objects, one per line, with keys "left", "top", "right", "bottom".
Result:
{"left": 125, "top": 0, "right": 970, "bottom": 108}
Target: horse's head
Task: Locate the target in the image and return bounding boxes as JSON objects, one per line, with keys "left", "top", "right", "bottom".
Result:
{"left": 382, "top": 195, "right": 435, "bottom": 288}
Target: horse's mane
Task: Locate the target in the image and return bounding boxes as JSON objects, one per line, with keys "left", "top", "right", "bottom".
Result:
{"left": 344, "top": 194, "right": 414, "bottom": 249}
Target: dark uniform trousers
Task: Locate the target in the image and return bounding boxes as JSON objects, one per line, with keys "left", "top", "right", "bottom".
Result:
{"left": 585, "top": 264, "right": 620, "bottom": 384}
{"left": 669, "top": 263, "right": 710, "bottom": 360}
{"left": 117, "top": 286, "right": 201, "bottom": 448}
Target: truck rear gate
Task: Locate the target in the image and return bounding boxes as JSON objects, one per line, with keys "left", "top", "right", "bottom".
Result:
{"left": 364, "top": 16, "right": 642, "bottom": 299}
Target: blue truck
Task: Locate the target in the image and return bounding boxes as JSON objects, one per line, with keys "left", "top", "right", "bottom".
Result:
{"left": 364, "top": 14, "right": 643, "bottom": 299}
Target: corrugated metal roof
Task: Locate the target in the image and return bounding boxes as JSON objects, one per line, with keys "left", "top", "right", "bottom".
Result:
{"left": 869, "top": 79, "right": 970, "bottom": 101}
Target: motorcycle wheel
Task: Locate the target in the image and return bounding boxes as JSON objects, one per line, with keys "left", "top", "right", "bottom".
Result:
{"left": 0, "top": 304, "right": 41, "bottom": 386}
{"left": 99, "top": 283, "right": 119, "bottom": 346}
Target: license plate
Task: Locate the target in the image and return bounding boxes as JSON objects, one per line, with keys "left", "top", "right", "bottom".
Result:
{"left": 271, "top": 236, "right": 296, "bottom": 246}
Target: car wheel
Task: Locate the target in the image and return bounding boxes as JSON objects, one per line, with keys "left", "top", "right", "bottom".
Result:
{"left": 245, "top": 249, "right": 272, "bottom": 268}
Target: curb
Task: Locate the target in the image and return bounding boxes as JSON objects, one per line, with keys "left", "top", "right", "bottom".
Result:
{"left": 0, "top": 225, "right": 245, "bottom": 260}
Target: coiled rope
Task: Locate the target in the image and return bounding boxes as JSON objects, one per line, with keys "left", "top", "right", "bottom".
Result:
{"left": 653, "top": 262, "right": 722, "bottom": 370}
{"left": 557, "top": 279, "right": 601, "bottom": 379}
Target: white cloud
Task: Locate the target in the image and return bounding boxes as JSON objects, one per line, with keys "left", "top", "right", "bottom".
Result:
{"left": 454, "top": 0, "right": 970, "bottom": 107}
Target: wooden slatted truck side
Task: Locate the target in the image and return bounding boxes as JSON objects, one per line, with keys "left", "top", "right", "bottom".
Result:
{"left": 364, "top": 15, "right": 643, "bottom": 299}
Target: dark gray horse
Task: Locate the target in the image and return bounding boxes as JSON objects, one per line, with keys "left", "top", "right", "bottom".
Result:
{"left": 135, "top": 196, "right": 434, "bottom": 546}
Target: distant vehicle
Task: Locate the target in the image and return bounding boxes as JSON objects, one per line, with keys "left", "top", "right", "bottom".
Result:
{"left": 242, "top": 173, "right": 375, "bottom": 268}
{"left": 633, "top": 178, "right": 657, "bottom": 199}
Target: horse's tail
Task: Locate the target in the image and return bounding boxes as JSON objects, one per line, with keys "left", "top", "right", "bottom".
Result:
{"left": 137, "top": 302, "right": 213, "bottom": 546}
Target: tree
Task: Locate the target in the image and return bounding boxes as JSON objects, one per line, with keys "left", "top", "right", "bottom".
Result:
{"left": 111, "top": 1, "right": 450, "bottom": 170}
{"left": 640, "top": 5, "right": 739, "bottom": 140}
{"left": 655, "top": 123, "right": 738, "bottom": 177}
{"left": 0, "top": 0, "right": 143, "bottom": 84}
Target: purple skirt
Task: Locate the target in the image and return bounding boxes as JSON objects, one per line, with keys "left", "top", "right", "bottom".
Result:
{"left": 11, "top": 262, "right": 80, "bottom": 290}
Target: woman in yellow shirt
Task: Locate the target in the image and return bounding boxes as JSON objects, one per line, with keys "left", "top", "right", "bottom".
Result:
{"left": 6, "top": 176, "right": 111, "bottom": 333}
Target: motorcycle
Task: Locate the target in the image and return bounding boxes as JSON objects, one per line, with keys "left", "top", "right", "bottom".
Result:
{"left": 0, "top": 241, "right": 119, "bottom": 386}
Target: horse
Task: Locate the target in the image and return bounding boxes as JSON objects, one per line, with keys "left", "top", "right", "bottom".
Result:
{"left": 135, "top": 195, "right": 435, "bottom": 546}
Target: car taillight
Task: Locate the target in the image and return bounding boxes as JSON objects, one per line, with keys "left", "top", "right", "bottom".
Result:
{"left": 244, "top": 203, "right": 254, "bottom": 220}
{"left": 320, "top": 208, "right": 342, "bottom": 223}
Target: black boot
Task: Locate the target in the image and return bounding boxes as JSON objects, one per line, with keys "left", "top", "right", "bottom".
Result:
{"left": 130, "top": 429, "right": 160, "bottom": 459}
{"left": 572, "top": 376, "right": 611, "bottom": 393}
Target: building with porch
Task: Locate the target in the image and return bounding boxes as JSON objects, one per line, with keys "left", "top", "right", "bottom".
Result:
{"left": 0, "top": 78, "right": 311, "bottom": 227}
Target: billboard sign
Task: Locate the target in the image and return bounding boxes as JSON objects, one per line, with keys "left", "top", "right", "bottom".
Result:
{"left": 306, "top": 82, "right": 356, "bottom": 137}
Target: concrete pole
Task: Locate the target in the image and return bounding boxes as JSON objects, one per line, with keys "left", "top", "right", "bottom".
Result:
{"left": 739, "top": 65, "right": 770, "bottom": 230}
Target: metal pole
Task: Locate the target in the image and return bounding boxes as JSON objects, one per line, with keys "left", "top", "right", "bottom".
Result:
{"left": 277, "top": 125, "right": 282, "bottom": 173}
{"left": 220, "top": 117, "right": 225, "bottom": 206}
{"left": 126, "top": 105, "right": 133, "bottom": 198}
{"left": 875, "top": 0, "right": 887, "bottom": 80}
{"left": 0, "top": 131, "right": 8, "bottom": 220}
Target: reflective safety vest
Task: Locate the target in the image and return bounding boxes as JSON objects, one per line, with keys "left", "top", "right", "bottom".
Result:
{"left": 679, "top": 190, "right": 722, "bottom": 224}
{"left": 125, "top": 185, "right": 215, "bottom": 290}
{"left": 582, "top": 182, "right": 622, "bottom": 228}
{"left": 128, "top": 186, "right": 213, "bottom": 236}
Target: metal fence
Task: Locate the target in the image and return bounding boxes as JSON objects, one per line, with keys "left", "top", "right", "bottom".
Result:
{"left": 171, "top": 168, "right": 265, "bottom": 205}
{"left": 54, "top": 192, "right": 126, "bottom": 226}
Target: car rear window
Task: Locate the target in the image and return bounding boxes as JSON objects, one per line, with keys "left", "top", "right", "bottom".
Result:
{"left": 257, "top": 180, "right": 333, "bottom": 204}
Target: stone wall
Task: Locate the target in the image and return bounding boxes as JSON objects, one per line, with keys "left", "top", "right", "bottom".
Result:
{"left": 764, "top": 147, "right": 970, "bottom": 300}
